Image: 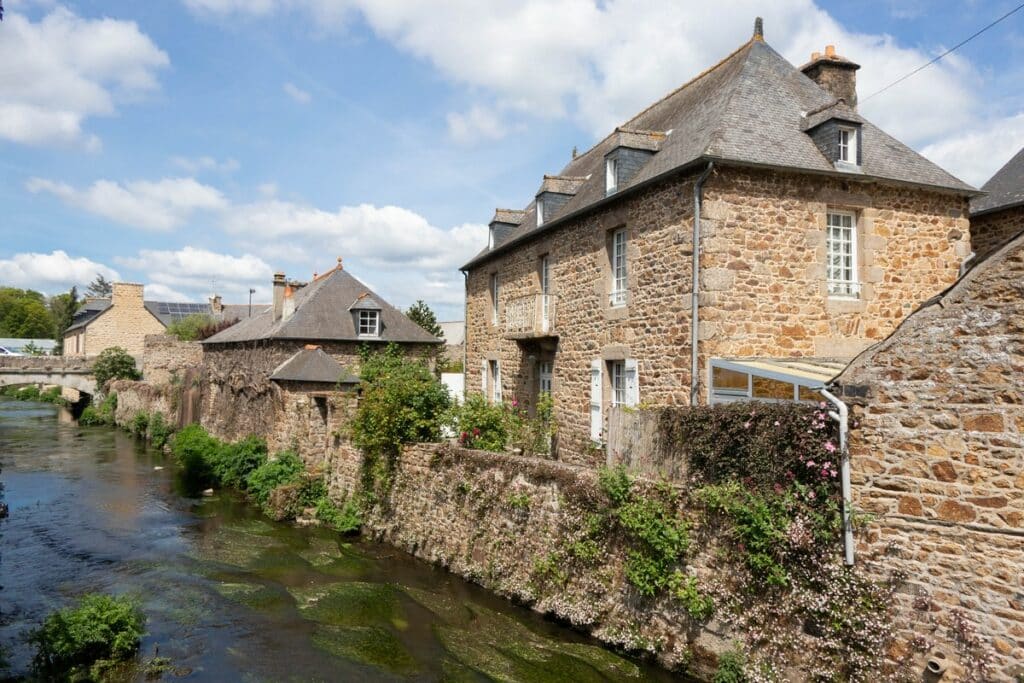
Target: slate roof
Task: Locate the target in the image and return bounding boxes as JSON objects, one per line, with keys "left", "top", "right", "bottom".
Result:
{"left": 464, "top": 35, "right": 976, "bottom": 270}
{"left": 269, "top": 347, "right": 360, "bottom": 384}
{"left": 971, "top": 146, "right": 1024, "bottom": 216}
{"left": 202, "top": 265, "right": 442, "bottom": 345}
{"left": 64, "top": 298, "right": 264, "bottom": 334}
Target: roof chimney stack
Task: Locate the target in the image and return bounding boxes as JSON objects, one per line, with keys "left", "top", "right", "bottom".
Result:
{"left": 753, "top": 17, "right": 764, "bottom": 41}
{"left": 801, "top": 44, "right": 861, "bottom": 109}
{"left": 273, "top": 272, "right": 286, "bottom": 322}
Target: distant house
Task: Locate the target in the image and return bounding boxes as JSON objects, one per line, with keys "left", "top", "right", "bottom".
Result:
{"left": 63, "top": 283, "right": 256, "bottom": 357}
{"left": 461, "top": 21, "right": 977, "bottom": 465}
{"left": 970, "top": 146, "right": 1024, "bottom": 262}
{"left": 199, "top": 261, "right": 442, "bottom": 450}
{"left": 438, "top": 320, "right": 465, "bottom": 366}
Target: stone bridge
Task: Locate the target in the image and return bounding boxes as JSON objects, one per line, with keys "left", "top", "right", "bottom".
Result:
{"left": 0, "top": 356, "right": 97, "bottom": 395}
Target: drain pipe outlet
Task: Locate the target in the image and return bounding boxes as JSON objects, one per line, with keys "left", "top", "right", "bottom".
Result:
{"left": 690, "top": 161, "right": 714, "bottom": 406}
{"left": 926, "top": 650, "right": 949, "bottom": 677}
{"left": 820, "top": 387, "right": 854, "bottom": 566}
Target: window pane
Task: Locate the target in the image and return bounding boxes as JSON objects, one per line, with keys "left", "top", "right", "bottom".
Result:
{"left": 712, "top": 367, "right": 749, "bottom": 392}
{"left": 751, "top": 376, "right": 794, "bottom": 399}
{"left": 798, "top": 386, "right": 826, "bottom": 403}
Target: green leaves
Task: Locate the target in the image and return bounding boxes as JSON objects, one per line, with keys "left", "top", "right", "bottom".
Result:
{"left": 92, "top": 346, "right": 140, "bottom": 388}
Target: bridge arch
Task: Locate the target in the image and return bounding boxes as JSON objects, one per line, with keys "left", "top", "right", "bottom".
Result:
{"left": 0, "top": 373, "right": 97, "bottom": 396}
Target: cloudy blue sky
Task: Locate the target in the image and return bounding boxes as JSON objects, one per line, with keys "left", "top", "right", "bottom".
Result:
{"left": 2, "top": 0, "right": 1023, "bottom": 319}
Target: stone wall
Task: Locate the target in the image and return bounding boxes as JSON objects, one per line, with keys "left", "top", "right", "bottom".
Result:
{"left": 324, "top": 440, "right": 736, "bottom": 678}
{"left": 267, "top": 381, "right": 357, "bottom": 462}
{"left": 108, "top": 379, "right": 177, "bottom": 428}
{"left": 836, "top": 232, "right": 1024, "bottom": 681}
{"left": 466, "top": 165, "right": 970, "bottom": 466}
{"left": 142, "top": 335, "right": 203, "bottom": 385}
{"left": 970, "top": 206, "right": 1024, "bottom": 263}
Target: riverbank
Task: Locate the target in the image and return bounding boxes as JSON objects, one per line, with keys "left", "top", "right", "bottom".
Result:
{"left": 0, "top": 398, "right": 683, "bottom": 681}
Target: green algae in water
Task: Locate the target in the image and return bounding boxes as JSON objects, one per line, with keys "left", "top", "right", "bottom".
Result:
{"left": 399, "top": 585, "right": 474, "bottom": 624}
{"left": 215, "top": 581, "right": 294, "bottom": 612}
{"left": 289, "top": 581, "right": 404, "bottom": 629}
{"left": 299, "top": 538, "right": 372, "bottom": 579}
{"left": 191, "top": 525, "right": 286, "bottom": 568}
{"left": 311, "top": 624, "right": 419, "bottom": 676}
{"left": 435, "top": 604, "right": 642, "bottom": 682}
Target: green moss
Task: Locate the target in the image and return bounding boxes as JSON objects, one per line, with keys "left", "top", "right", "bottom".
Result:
{"left": 311, "top": 625, "right": 419, "bottom": 676}
{"left": 289, "top": 582, "right": 403, "bottom": 629}
{"left": 215, "top": 582, "right": 293, "bottom": 613}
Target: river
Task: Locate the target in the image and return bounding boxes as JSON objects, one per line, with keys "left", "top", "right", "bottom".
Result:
{"left": 0, "top": 398, "right": 684, "bottom": 682}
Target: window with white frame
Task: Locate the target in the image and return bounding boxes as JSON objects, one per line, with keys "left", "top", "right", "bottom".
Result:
{"left": 837, "top": 126, "right": 857, "bottom": 164}
{"left": 826, "top": 211, "right": 858, "bottom": 297}
{"left": 490, "top": 273, "right": 499, "bottom": 325}
{"left": 489, "top": 359, "right": 501, "bottom": 403}
{"left": 610, "top": 228, "right": 628, "bottom": 306}
{"left": 536, "top": 197, "right": 545, "bottom": 227}
{"left": 357, "top": 309, "right": 380, "bottom": 336}
{"left": 605, "top": 157, "right": 618, "bottom": 195}
{"left": 609, "top": 360, "right": 626, "bottom": 406}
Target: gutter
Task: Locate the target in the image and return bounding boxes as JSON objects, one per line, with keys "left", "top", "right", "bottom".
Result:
{"left": 690, "top": 161, "right": 714, "bottom": 406}
{"left": 820, "top": 387, "right": 854, "bottom": 566}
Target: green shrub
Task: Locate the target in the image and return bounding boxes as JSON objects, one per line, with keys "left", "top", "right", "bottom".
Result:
{"left": 78, "top": 394, "right": 117, "bottom": 427}
{"left": 351, "top": 344, "right": 452, "bottom": 457}
{"left": 130, "top": 411, "right": 150, "bottom": 436}
{"left": 670, "top": 573, "right": 715, "bottom": 620}
{"left": 213, "top": 436, "right": 268, "bottom": 490}
{"left": 315, "top": 497, "right": 361, "bottom": 534}
{"left": 92, "top": 347, "right": 140, "bottom": 388}
{"left": 712, "top": 648, "right": 747, "bottom": 683}
{"left": 30, "top": 593, "right": 144, "bottom": 681}
{"left": 17, "top": 385, "right": 41, "bottom": 401}
{"left": 246, "top": 450, "right": 304, "bottom": 505}
{"left": 166, "top": 313, "right": 216, "bottom": 341}
{"left": 170, "top": 423, "right": 221, "bottom": 484}
{"left": 453, "top": 393, "right": 508, "bottom": 451}
{"left": 148, "top": 413, "right": 173, "bottom": 449}
{"left": 598, "top": 465, "right": 633, "bottom": 507}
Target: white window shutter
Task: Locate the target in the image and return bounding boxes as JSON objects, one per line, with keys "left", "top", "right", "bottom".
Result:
{"left": 589, "top": 359, "right": 603, "bottom": 441}
{"left": 494, "top": 361, "right": 502, "bottom": 403}
{"left": 481, "top": 359, "right": 488, "bottom": 396}
{"left": 625, "top": 358, "right": 639, "bottom": 407}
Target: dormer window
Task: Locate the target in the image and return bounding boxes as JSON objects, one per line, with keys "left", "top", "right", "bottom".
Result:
{"left": 536, "top": 197, "right": 545, "bottom": 226}
{"left": 358, "top": 309, "right": 380, "bottom": 337}
{"left": 606, "top": 157, "right": 618, "bottom": 195}
{"left": 838, "top": 126, "right": 857, "bottom": 164}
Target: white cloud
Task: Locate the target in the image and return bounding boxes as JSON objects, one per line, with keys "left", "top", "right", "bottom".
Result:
{"left": 114, "top": 247, "right": 274, "bottom": 303}
{"left": 0, "top": 250, "right": 120, "bottom": 294}
{"left": 0, "top": 6, "right": 168, "bottom": 148}
{"left": 920, "top": 112, "right": 1024, "bottom": 188}
{"left": 171, "top": 155, "right": 241, "bottom": 174}
{"left": 26, "top": 177, "right": 228, "bottom": 231}
{"left": 447, "top": 105, "right": 510, "bottom": 144}
{"left": 283, "top": 82, "right": 312, "bottom": 104}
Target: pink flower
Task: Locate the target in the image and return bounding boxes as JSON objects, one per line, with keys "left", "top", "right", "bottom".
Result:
{"left": 774, "top": 420, "right": 781, "bottom": 426}
{"left": 808, "top": 490, "right": 816, "bottom": 500}
{"left": 512, "top": 399, "right": 519, "bottom": 407}
{"left": 824, "top": 441, "right": 837, "bottom": 453}
{"left": 806, "top": 460, "right": 816, "bottom": 468}
{"left": 743, "top": 421, "right": 752, "bottom": 429}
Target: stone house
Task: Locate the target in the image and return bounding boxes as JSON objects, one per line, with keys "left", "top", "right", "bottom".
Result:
{"left": 63, "top": 283, "right": 255, "bottom": 357}
{"left": 834, "top": 231, "right": 1024, "bottom": 680}
{"left": 438, "top": 320, "right": 465, "bottom": 367}
{"left": 199, "top": 261, "right": 441, "bottom": 452}
{"left": 461, "top": 21, "right": 977, "bottom": 465}
{"left": 970, "top": 145, "right": 1024, "bottom": 262}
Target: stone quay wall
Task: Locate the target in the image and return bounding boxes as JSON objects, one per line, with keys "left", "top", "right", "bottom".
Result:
{"left": 836, "top": 233, "right": 1024, "bottom": 681}
{"left": 970, "top": 206, "right": 1024, "bottom": 263}
{"left": 142, "top": 335, "right": 203, "bottom": 385}
{"left": 324, "top": 440, "right": 736, "bottom": 679}
{"left": 108, "top": 379, "right": 177, "bottom": 428}
{"left": 466, "top": 165, "right": 970, "bottom": 466}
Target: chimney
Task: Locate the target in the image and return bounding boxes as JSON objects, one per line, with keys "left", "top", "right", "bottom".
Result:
{"left": 272, "top": 272, "right": 286, "bottom": 321}
{"left": 282, "top": 284, "right": 296, "bottom": 322}
{"left": 111, "top": 282, "right": 144, "bottom": 308}
{"left": 208, "top": 294, "right": 223, "bottom": 314}
{"left": 801, "top": 44, "right": 861, "bottom": 109}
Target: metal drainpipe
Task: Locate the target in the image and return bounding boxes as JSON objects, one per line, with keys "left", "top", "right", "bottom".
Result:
{"left": 820, "top": 387, "right": 854, "bottom": 566}
{"left": 690, "top": 161, "right": 714, "bottom": 406}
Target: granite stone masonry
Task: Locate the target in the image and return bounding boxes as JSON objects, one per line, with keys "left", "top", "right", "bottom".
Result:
{"left": 467, "top": 166, "right": 970, "bottom": 466}
{"left": 970, "top": 207, "right": 1024, "bottom": 263}
{"left": 142, "top": 335, "right": 203, "bottom": 385}
{"left": 837, "top": 232, "right": 1024, "bottom": 681}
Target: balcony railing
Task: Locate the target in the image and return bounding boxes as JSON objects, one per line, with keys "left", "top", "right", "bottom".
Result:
{"left": 504, "top": 294, "right": 558, "bottom": 338}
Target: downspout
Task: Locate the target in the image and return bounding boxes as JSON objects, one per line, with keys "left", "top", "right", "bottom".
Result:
{"left": 958, "top": 251, "right": 976, "bottom": 277}
{"left": 820, "top": 387, "right": 854, "bottom": 566}
{"left": 690, "top": 161, "right": 714, "bottom": 406}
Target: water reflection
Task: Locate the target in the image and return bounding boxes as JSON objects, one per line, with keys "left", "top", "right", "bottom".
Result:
{"left": 0, "top": 399, "right": 684, "bottom": 682}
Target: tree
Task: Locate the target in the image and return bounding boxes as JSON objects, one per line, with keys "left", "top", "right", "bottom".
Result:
{"left": 0, "top": 288, "right": 56, "bottom": 338}
{"left": 405, "top": 300, "right": 443, "bottom": 339}
{"left": 49, "top": 286, "right": 79, "bottom": 354}
{"left": 85, "top": 274, "right": 113, "bottom": 298}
